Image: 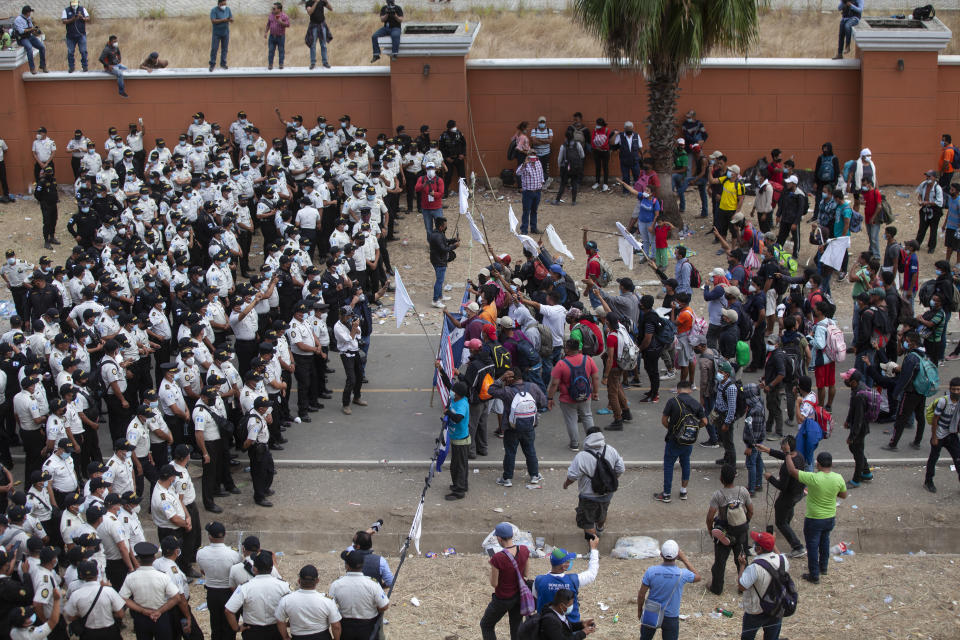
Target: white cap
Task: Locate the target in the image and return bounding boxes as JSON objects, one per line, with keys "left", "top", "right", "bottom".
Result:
{"left": 785, "top": 175, "right": 799, "bottom": 185}
{"left": 860, "top": 147, "right": 872, "bottom": 157}
{"left": 677, "top": 138, "right": 685, "bottom": 145}
{"left": 425, "top": 161, "right": 436, "bottom": 168}
{"left": 661, "top": 540, "right": 679, "bottom": 560}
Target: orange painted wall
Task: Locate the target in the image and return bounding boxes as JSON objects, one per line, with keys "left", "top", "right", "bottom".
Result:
{"left": 936, "top": 64, "right": 960, "bottom": 171}
{"left": 466, "top": 65, "right": 861, "bottom": 180}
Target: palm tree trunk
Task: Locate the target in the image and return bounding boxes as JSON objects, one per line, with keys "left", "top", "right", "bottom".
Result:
{"left": 646, "top": 69, "right": 682, "bottom": 226}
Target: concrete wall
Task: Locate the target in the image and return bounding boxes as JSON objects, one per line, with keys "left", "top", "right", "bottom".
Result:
{"left": 3, "top": 0, "right": 934, "bottom": 19}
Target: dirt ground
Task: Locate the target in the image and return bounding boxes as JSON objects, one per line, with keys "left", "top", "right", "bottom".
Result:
{"left": 0, "top": 178, "right": 947, "bottom": 340}
{"left": 175, "top": 552, "right": 960, "bottom": 640}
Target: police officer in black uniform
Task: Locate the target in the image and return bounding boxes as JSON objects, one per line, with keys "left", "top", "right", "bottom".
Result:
{"left": 0, "top": 548, "right": 34, "bottom": 639}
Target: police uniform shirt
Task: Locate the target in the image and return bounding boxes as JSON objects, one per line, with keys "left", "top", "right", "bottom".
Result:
{"left": 194, "top": 342, "right": 214, "bottom": 373}
{"left": 328, "top": 572, "right": 390, "bottom": 620}
{"left": 147, "top": 412, "right": 172, "bottom": 444}
{"left": 1, "top": 524, "right": 30, "bottom": 550}
{"left": 358, "top": 234, "right": 379, "bottom": 265}
{"left": 295, "top": 205, "right": 321, "bottom": 230}
{"left": 276, "top": 337, "right": 292, "bottom": 368}
{"left": 120, "top": 508, "right": 146, "bottom": 546}
{"left": 151, "top": 483, "right": 186, "bottom": 529}
{"left": 119, "top": 328, "right": 139, "bottom": 362}
{"left": 49, "top": 347, "right": 70, "bottom": 377}
{"left": 180, "top": 195, "right": 201, "bottom": 222}
{"left": 68, "top": 300, "right": 103, "bottom": 328}
{"left": 119, "top": 565, "right": 179, "bottom": 609}
{"left": 2, "top": 259, "right": 34, "bottom": 288}
{"left": 149, "top": 308, "right": 172, "bottom": 340}
{"left": 275, "top": 588, "right": 342, "bottom": 636}
{"left": 287, "top": 319, "right": 316, "bottom": 356}
{"left": 227, "top": 558, "right": 282, "bottom": 589}
{"left": 63, "top": 581, "right": 126, "bottom": 629}
{"left": 66, "top": 276, "right": 85, "bottom": 302}
{"left": 26, "top": 486, "right": 54, "bottom": 522}
{"left": 32, "top": 565, "right": 60, "bottom": 619}
{"left": 197, "top": 543, "right": 241, "bottom": 589}
{"left": 32, "top": 137, "right": 57, "bottom": 164}
{"left": 329, "top": 229, "right": 352, "bottom": 249}
{"left": 15, "top": 390, "right": 43, "bottom": 432}
{"left": 264, "top": 358, "right": 282, "bottom": 394}
{"left": 65, "top": 400, "right": 83, "bottom": 435}
{"left": 80, "top": 151, "right": 102, "bottom": 177}
{"left": 42, "top": 452, "right": 78, "bottom": 493}
{"left": 67, "top": 136, "right": 90, "bottom": 158}
{"left": 98, "top": 356, "right": 126, "bottom": 396}
{"left": 310, "top": 312, "right": 330, "bottom": 347}
{"left": 229, "top": 309, "right": 258, "bottom": 341}
{"left": 160, "top": 379, "right": 187, "bottom": 417}
{"left": 11, "top": 622, "right": 54, "bottom": 640}
{"left": 126, "top": 417, "right": 152, "bottom": 458}
{"left": 187, "top": 149, "right": 207, "bottom": 174}
{"left": 103, "top": 453, "right": 135, "bottom": 496}
{"left": 172, "top": 462, "right": 196, "bottom": 506}
{"left": 192, "top": 401, "right": 222, "bottom": 442}
{"left": 60, "top": 510, "right": 85, "bottom": 544}
{"left": 247, "top": 412, "right": 270, "bottom": 445}
{"left": 206, "top": 299, "right": 227, "bottom": 329}
{"left": 96, "top": 512, "right": 129, "bottom": 561}
{"left": 153, "top": 556, "right": 189, "bottom": 599}
{"left": 45, "top": 414, "right": 67, "bottom": 444}
{"left": 81, "top": 493, "right": 104, "bottom": 515}
{"left": 224, "top": 574, "right": 291, "bottom": 626}
{"left": 177, "top": 362, "right": 202, "bottom": 397}
{"left": 52, "top": 278, "right": 72, "bottom": 308}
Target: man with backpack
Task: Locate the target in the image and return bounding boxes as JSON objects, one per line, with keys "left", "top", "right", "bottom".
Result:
{"left": 637, "top": 540, "right": 701, "bottom": 640}
{"left": 713, "top": 360, "right": 740, "bottom": 466}
{"left": 841, "top": 368, "right": 872, "bottom": 488}
{"left": 655, "top": 380, "right": 706, "bottom": 503}
{"left": 461, "top": 338, "right": 493, "bottom": 459}
{"left": 706, "top": 464, "right": 753, "bottom": 594}
{"left": 548, "top": 339, "right": 600, "bottom": 452}
{"left": 916, "top": 170, "right": 945, "bottom": 254}
{"left": 736, "top": 531, "right": 794, "bottom": 640}
{"left": 637, "top": 295, "right": 671, "bottom": 403}
{"left": 776, "top": 175, "right": 807, "bottom": 260}
{"left": 938, "top": 134, "right": 957, "bottom": 191}
{"left": 923, "top": 376, "right": 960, "bottom": 493}
{"left": 497, "top": 316, "right": 544, "bottom": 393}
{"left": 552, "top": 129, "right": 585, "bottom": 207}
{"left": 487, "top": 370, "right": 546, "bottom": 488}
{"left": 598, "top": 313, "right": 635, "bottom": 431}
{"left": 563, "top": 427, "right": 624, "bottom": 541}
{"left": 813, "top": 142, "right": 840, "bottom": 221}
{"left": 883, "top": 330, "right": 932, "bottom": 451}
{"left": 811, "top": 301, "right": 840, "bottom": 411}
{"left": 761, "top": 334, "right": 787, "bottom": 441}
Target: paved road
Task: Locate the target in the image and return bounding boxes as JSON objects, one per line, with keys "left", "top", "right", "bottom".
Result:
{"left": 260, "top": 335, "right": 959, "bottom": 466}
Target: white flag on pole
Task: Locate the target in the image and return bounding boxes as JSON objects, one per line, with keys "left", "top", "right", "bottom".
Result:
{"left": 465, "top": 212, "right": 485, "bottom": 244}
{"left": 508, "top": 205, "right": 519, "bottom": 234}
{"left": 459, "top": 178, "right": 470, "bottom": 215}
{"left": 408, "top": 498, "right": 424, "bottom": 554}
{"left": 393, "top": 268, "right": 415, "bottom": 328}
{"left": 616, "top": 221, "right": 644, "bottom": 252}
{"left": 545, "top": 224, "right": 575, "bottom": 261}
{"left": 515, "top": 233, "right": 540, "bottom": 256}
{"left": 618, "top": 236, "right": 635, "bottom": 271}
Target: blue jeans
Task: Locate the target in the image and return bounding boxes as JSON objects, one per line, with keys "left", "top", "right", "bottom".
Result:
{"left": 866, "top": 223, "right": 881, "bottom": 260}
{"left": 588, "top": 291, "right": 602, "bottom": 309}
{"left": 210, "top": 32, "right": 229, "bottom": 67}
{"left": 694, "top": 178, "right": 709, "bottom": 217}
{"left": 502, "top": 423, "right": 538, "bottom": 480}
{"left": 433, "top": 265, "right": 446, "bottom": 302}
{"left": 20, "top": 35, "right": 46, "bottom": 71}
{"left": 108, "top": 64, "right": 127, "bottom": 93}
{"left": 308, "top": 23, "right": 328, "bottom": 65}
{"left": 525, "top": 364, "right": 546, "bottom": 395}
{"left": 66, "top": 35, "right": 87, "bottom": 71}
{"left": 640, "top": 616, "right": 679, "bottom": 640}
{"left": 745, "top": 447, "right": 765, "bottom": 492}
{"left": 621, "top": 159, "right": 641, "bottom": 186}
{"left": 372, "top": 25, "right": 401, "bottom": 56}
{"left": 740, "top": 612, "right": 782, "bottom": 640}
{"left": 838, "top": 17, "right": 859, "bottom": 55}
{"left": 672, "top": 173, "right": 688, "bottom": 211}
{"left": 803, "top": 516, "right": 835, "bottom": 579}
{"left": 521, "top": 189, "right": 541, "bottom": 233}
{"left": 662, "top": 440, "right": 692, "bottom": 496}
{"left": 422, "top": 208, "right": 441, "bottom": 236}
{"left": 268, "top": 34, "right": 285, "bottom": 66}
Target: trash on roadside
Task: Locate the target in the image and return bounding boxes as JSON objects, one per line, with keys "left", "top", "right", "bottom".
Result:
{"left": 410, "top": 597, "right": 421, "bottom": 607}
{"left": 610, "top": 536, "right": 660, "bottom": 560}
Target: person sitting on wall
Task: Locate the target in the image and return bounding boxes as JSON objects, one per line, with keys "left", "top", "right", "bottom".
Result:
{"left": 371, "top": 0, "right": 404, "bottom": 63}
{"left": 98, "top": 34, "right": 128, "bottom": 98}
{"left": 139, "top": 51, "right": 169, "bottom": 72}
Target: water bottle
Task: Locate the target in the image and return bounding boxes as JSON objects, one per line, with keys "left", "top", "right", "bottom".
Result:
{"left": 829, "top": 542, "right": 848, "bottom": 555}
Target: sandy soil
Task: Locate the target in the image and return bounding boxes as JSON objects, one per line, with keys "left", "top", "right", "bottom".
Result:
{"left": 0, "top": 179, "right": 946, "bottom": 340}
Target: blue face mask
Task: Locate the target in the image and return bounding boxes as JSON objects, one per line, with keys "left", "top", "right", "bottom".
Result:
{"left": 902, "top": 340, "right": 909, "bottom": 350}
{"left": 715, "top": 372, "right": 724, "bottom": 382}
{"left": 936, "top": 269, "right": 944, "bottom": 276}
{"left": 60, "top": 451, "right": 71, "bottom": 460}
{"left": 726, "top": 170, "right": 733, "bottom": 179}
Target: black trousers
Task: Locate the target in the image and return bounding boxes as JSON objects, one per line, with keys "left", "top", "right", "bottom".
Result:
{"left": 925, "top": 432, "right": 960, "bottom": 484}
{"left": 555, "top": 166, "right": 582, "bottom": 203}
{"left": 916, "top": 206, "right": 943, "bottom": 251}
{"left": 340, "top": 352, "right": 363, "bottom": 407}
{"left": 164, "top": 414, "right": 186, "bottom": 448}
{"left": 132, "top": 609, "right": 174, "bottom": 640}
{"left": 241, "top": 624, "right": 282, "bottom": 640}
{"left": 21, "top": 427, "right": 45, "bottom": 484}
{"left": 10, "top": 285, "right": 27, "bottom": 320}
{"left": 154, "top": 340, "right": 171, "bottom": 384}
{"left": 248, "top": 443, "right": 275, "bottom": 502}
{"left": 776, "top": 222, "right": 801, "bottom": 259}
{"left": 449, "top": 442, "right": 469, "bottom": 496}
{"left": 478, "top": 594, "right": 521, "bottom": 640}
{"left": 774, "top": 493, "right": 804, "bottom": 551}
{"left": 339, "top": 618, "right": 378, "bottom": 640}
{"left": 238, "top": 230, "right": 252, "bottom": 274}
{"left": 312, "top": 351, "right": 330, "bottom": 396}
{"left": 443, "top": 157, "right": 466, "bottom": 196}
{"left": 718, "top": 418, "right": 737, "bottom": 465}
{"left": 267, "top": 394, "right": 282, "bottom": 445}
{"left": 592, "top": 149, "right": 609, "bottom": 184}
{"left": 404, "top": 170, "right": 418, "bottom": 212}
{"left": 77, "top": 625, "right": 122, "bottom": 640}
{"left": 293, "top": 354, "right": 315, "bottom": 415}
{"left": 135, "top": 453, "right": 159, "bottom": 500}
{"left": 40, "top": 200, "right": 58, "bottom": 240}
{"left": 106, "top": 558, "right": 128, "bottom": 591}
{"left": 83, "top": 426, "right": 103, "bottom": 466}
{"left": 235, "top": 339, "right": 258, "bottom": 378}
{"left": 180, "top": 501, "right": 201, "bottom": 567}
{"left": 891, "top": 390, "right": 925, "bottom": 447}
{"left": 849, "top": 436, "right": 869, "bottom": 482}
{"left": 201, "top": 437, "right": 228, "bottom": 507}
{"left": 151, "top": 441, "right": 170, "bottom": 468}
{"left": 206, "top": 586, "right": 235, "bottom": 640}
{"left": 642, "top": 348, "right": 661, "bottom": 397}
{"left": 709, "top": 524, "right": 748, "bottom": 594}
{"left": 71, "top": 156, "right": 82, "bottom": 180}
{"left": 0, "top": 159, "right": 9, "bottom": 196}
{"left": 105, "top": 393, "right": 133, "bottom": 442}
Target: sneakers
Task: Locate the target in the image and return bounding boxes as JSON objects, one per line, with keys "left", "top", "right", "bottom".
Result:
{"left": 496, "top": 477, "right": 513, "bottom": 487}
{"left": 661, "top": 370, "right": 676, "bottom": 379}
{"left": 342, "top": 406, "right": 352, "bottom": 415}
{"left": 639, "top": 394, "right": 659, "bottom": 403}
{"left": 881, "top": 444, "right": 898, "bottom": 451}
{"left": 846, "top": 480, "right": 860, "bottom": 489}
{"left": 861, "top": 471, "right": 874, "bottom": 480}
{"left": 788, "top": 547, "right": 807, "bottom": 558}
{"left": 621, "top": 409, "right": 633, "bottom": 422}
{"left": 801, "top": 572, "right": 820, "bottom": 584}
{"left": 431, "top": 300, "right": 445, "bottom": 308}
{"left": 711, "top": 528, "right": 731, "bottom": 545}
{"left": 568, "top": 442, "right": 580, "bottom": 451}
{"left": 606, "top": 420, "right": 624, "bottom": 431}
{"left": 653, "top": 492, "right": 671, "bottom": 503}
{"left": 596, "top": 407, "right": 612, "bottom": 415}
{"left": 529, "top": 474, "right": 543, "bottom": 484}
{"left": 699, "top": 441, "right": 720, "bottom": 448}
{"left": 442, "top": 296, "right": 451, "bottom": 301}
{"left": 353, "top": 399, "right": 368, "bottom": 407}
{"left": 592, "top": 182, "right": 600, "bottom": 190}
{"left": 679, "top": 490, "right": 688, "bottom": 500}
{"left": 924, "top": 481, "right": 937, "bottom": 493}
{"left": 601, "top": 183, "right": 610, "bottom": 192}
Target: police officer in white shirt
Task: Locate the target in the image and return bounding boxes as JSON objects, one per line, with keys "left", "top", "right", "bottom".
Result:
{"left": 120, "top": 541, "right": 191, "bottom": 639}
{"left": 334, "top": 307, "right": 367, "bottom": 416}
{"left": 32, "top": 127, "right": 57, "bottom": 182}
{"left": 41, "top": 438, "right": 79, "bottom": 507}
{"left": 192, "top": 384, "right": 233, "bottom": 514}
{"left": 328, "top": 550, "right": 390, "bottom": 640}
{"left": 102, "top": 438, "right": 136, "bottom": 499}
{"left": 99, "top": 339, "right": 131, "bottom": 443}
{"left": 151, "top": 464, "right": 191, "bottom": 543}
{"left": 225, "top": 550, "right": 291, "bottom": 637}
{"left": 242, "top": 396, "right": 275, "bottom": 507}
{"left": 276, "top": 564, "right": 343, "bottom": 640}
{"left": 118, "top": 491, "right": 146, "bottom": 548}
{"left": 62, "top": 560, "right": 126, "bottom": 638}
{"left": 155, "top": 535, "right": 203, "bottom": 640}
{"left": 196, "top": 521, "right": 241, "bottom": 640}
{"left": 97, "top": 493, "right": 136, "bottom": 590}
{"left": 15, "top": 375, "right": 47, "bottom": 482}
{"left": 229, "top": 293, "right": 262, "bottom": 377}
{"left": 158, "top": 363, "right": 190, "bottom": 448}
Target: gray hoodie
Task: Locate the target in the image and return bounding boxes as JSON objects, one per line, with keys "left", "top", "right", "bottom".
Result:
{"left": 566, "top": 432, "right": 625, "bottom": 501}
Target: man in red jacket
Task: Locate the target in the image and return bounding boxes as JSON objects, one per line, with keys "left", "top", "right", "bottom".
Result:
{"left": 415, "top": 160, "right": 444, "bottom": 237}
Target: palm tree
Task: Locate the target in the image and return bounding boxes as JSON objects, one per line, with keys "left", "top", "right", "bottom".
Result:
{"left": 574, "top": 0, "right": 764, "bottom": 221}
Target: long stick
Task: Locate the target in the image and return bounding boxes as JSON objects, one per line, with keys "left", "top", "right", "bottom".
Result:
{"left": 580, "top": 227, "right": 620, "bottom": 237}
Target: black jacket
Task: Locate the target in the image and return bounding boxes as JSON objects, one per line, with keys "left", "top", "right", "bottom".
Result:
{"left": 777, "top": 188, "right": 807, "bottom": 226}
{"left": 428, "top": 230, "right": 454, "bottom": 267}
{"left": 717, "top": 321, "right": 739, "bottom": 360}
{"left": 845, "top": 388, "right": 871, "bottom": 440}
{"left": 539, "top": 609, "right": 588, "bottom": 640}
{"left": 766, "top": 449, "right": 807, "bottom": 501}
{"left": 438, "top": 130, "right": 466, "bottom": 159}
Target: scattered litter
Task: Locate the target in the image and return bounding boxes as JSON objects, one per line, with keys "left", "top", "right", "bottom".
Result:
{"left": 348, "top": 502, "right": 361, "bottom": 506}
{"left": 443, "top": 548, "right": 456, "bottom": 556}
{"left": 678, "top": 614, "right": 689, "bottom": 620}
{"left": 195, "top": 578, "right": 205, "bottom": 585}
{"left": 709, "top": 612, "right": 723, "bottom": 619}
{"left": 884, "top": 595, "right": 894, "bottom": 604}
{"left": 525, "top": 484, "right": 542, "bottom": 490}
{"left": 597, "top": 602, "right": 609, "bottom": 611}
{"left": 410, "top": 597, "right": 421, "bottom": 607}
{"left": 610, "top": 536, "right": 660, "bottom": 559}
{"left": 425, "top": 552, "right": 437, "bottom": 558}
{"left": 481, "top": 523, "right": 535, "bottom": 553}
{"left": 883, "top": 565, "right": 894, "bottom": 569}
{"left": 196, "top": 603, "right": 208, "bottom": 611}
{"left": 851, "top": 505, "right": 858, "bottom": 509}
{"left": 444, "top": 284, "right": 453, "bottom": 291}
{"left": 23, "top": 217, "right": 31, "bottom": 220}
{"left": 491, "top": 507, "right": 504, "bottom": 513}
{"left": 473, "top": 468, "right": 479, "bottom": 473}
{"left": 952, "top": 465, "right": 956, "bottom": 472}
{"left": 833, "top": 556, "right": 844, "bottom": 562}
{"left": 415, "top": 412, "right": 424, "bottom": 415}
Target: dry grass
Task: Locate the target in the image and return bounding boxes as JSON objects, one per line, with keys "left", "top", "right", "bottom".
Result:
{"left": 32, "top": 8, "right": 960, "bottom": 71}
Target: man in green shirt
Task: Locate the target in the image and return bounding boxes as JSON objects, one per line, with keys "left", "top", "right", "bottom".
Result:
{"left": 785, "top": 449, "right": 847, "bottom": 584}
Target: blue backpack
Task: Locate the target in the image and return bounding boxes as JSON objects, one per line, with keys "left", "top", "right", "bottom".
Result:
{"left": 561, "top": 357, "right": 592, "bottom": 402}
{"left": 817, "top": 155, "right": 836, "bottom": 183}
{"left": 913, "top": 352, "right": 940, "bottom": 397}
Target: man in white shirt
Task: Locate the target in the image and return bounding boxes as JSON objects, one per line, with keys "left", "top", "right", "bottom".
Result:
{"left": 225, "top": 550, "right": 291, "bottom": 635}
{"left": 120, "top": 541, "right": 191, "bottom": 638}
{"left": 242, "top": 396, "right": 275, "bottom": 507}
{"left": 334, "top": 307, "right": 367, "bottom": 416}
{"left": 276, "top": 564, "right": 342, "bottom": 640}
{"left": 32, "top": 127, "right": 57, "bottom": 183}
{"left": 97, "top": 492, "right": 137, "bottom": 590}
{"left": 329, "top": 550, "right": 390, "bottom": 640}
{"left": 63, "top": 560, "right": 126, "bottom": 635}
{"left": 196, "top": 521, "right": 241, "bottom": 640}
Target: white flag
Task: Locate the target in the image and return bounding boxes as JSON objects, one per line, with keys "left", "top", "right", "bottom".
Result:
{"left": 459, "top": 178, "right": 470, "bottom": 215}
{"left": 618, "top": 236, "right": 635, "bottom": 271}
{"left": 465, "top": 212, "right": 485, "bottom": 244}
{"left": 545, "top": 224, "right": 575, "bottom": 261}
{"left": 408, "top": 498, "right": 424, "bottom": 554}
{"left": 393, "top": 268, "right": 415, "bottom": 328}
{"left": 508, "top": 205, "right": 519, "bottom": 234}
{"left": 515, "top": 233, "right": 539, "bottom": 256}
{"left": 616, "top": 221, "right": 644, "bottom": 252}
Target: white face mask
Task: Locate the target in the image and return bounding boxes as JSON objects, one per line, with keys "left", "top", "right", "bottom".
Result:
{"left": 426, "top": 170, "right": 436, "bottom": 178}
{"left": 450, "top": 127, "right": 458, "bottom": 133}
{"left": 36, "top": 134, "right": 42, "bottom": 140}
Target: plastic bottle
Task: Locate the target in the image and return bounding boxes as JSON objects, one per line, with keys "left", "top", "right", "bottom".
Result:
{"left": 829, "top": 542, "right": 848, "bottom": 555}
{"left": 714, "top": 607, "right": 734, "bottom": 618}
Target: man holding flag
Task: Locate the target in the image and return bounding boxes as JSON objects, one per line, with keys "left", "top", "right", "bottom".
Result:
{"left": 434, "top": 361, "right": 471, "bottom": 500}
{"left": 428, "top": 217, "right": 460, "bottom": 309}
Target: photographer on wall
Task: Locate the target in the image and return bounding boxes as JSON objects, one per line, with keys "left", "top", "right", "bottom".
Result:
{"left": 371, "top": 0, "right": 404, "bottom": 63}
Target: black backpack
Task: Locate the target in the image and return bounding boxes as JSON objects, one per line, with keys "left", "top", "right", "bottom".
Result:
{"left": 564, "top": 141, "right": 583, "bottom": 172}
{"left": 589, "top": 445, "right": 619, "bottom": 495}
{"left": 722, "top": 379, "right": 747, "bottom": 419}
{"left": 781, "top": 342, "right": 803, "bottom": 384}
{"left": 913, "top": 4, "right": 935, "bottom": 21}
{"left": 490, "top": 344, "right": 513, "bottom": 378}
{"left": 507, "top": 138, "right": 518, "bottom": 161}
{"left": 517, "top": 612, "right": 543, "bottom": 640}
{"left": 753, "top": 556, "right": 799, "bottom": 618}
